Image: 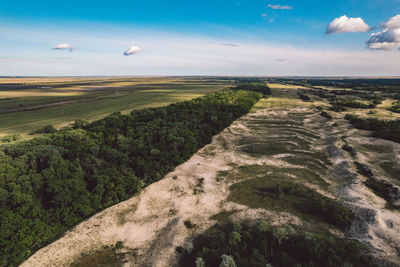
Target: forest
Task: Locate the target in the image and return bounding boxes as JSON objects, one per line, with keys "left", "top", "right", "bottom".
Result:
{"left": 0, "top": 85, "right": 268, "bottom": 266}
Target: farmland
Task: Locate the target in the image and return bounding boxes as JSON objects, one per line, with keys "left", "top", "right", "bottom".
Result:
{"left": 0, "top": 77, "right": 233, "bottom": 137}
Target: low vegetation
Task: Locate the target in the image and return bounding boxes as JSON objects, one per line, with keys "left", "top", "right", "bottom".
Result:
{"left": 0, "top": 134, "right": 21, "bottom": 143}
{"left": 389, "top": 101, "right": 400, "bottom": 113}
{"left": 298, "top": 91, "right": 312, "bottom": 102}
{"left": 0, "top": 86, "right": 269, "bottom": 266}
{"left": 330, "top": 98, "right": 376, "bottom": 109}
{"left": 229, "top": 177, "right": 353, "bottom": 230}
{"left": 179, "top": 220, "right": 376, "bottom": 267}
{"left": 345, "top": 114, "right": 400, "bottom": 143}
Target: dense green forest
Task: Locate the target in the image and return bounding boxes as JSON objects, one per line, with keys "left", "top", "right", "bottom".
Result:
{"left": 179, "top": 220, "right": 376, "bottom": 267}
{"left": 0, "top": 86, "right": 267, "bottom": 266}
{"left": 233, "top": 82, "right": 271, "bottom": 95}
{"left": 345, "top": 115, "right": 400, "bottom": 143}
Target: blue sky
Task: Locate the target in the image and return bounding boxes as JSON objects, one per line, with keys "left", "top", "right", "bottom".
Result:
{"left": 1, "top": 0, "right": 400, "bottom": 76}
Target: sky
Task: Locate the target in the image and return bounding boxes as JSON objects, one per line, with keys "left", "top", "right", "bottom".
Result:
{"left": 0, "top": 0, "right": 400, "bottom": 76}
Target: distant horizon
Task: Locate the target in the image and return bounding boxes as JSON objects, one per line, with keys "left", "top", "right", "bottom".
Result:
{"left": 2, "top": 75, "right": 400, "bottom": 79}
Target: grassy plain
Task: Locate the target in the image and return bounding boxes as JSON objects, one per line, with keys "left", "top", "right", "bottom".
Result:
{"left": 0, "top": 77, "right": 233, "bottom": 137}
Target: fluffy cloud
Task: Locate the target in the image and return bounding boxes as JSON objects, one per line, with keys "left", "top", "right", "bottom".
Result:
{"left": 123, "top": 46, "right": 143, "bottom": 56}
{"left": 384, "top": 14, "right": 400, "bottom": 29}
{"left": 367, "top": 15, "right": 400, "bottom": 50}
{"left": 326, "top": 15, "right": 370, "bottom": 34}
{"left": 53, "top": 43, "right": 74, "bottom": 51}
{"left": 267, "top": 4, "right": 292, "bottom": 10}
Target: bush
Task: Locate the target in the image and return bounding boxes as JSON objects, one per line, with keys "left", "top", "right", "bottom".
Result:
{"left": 298, "top": 91, "right": 312, "bottom": 101}
{"left": 0, "top": 134, "right": 21, "bottom": 143}
{"left": 320, "top": 111, "right": 332, "bottom": 119}
{"left": 29, "top": 125, "right": 57, "bottom": 135}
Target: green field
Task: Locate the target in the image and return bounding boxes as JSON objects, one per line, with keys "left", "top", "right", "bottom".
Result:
{"left": 0, "top": 77, "right": 234, "bottom": 137}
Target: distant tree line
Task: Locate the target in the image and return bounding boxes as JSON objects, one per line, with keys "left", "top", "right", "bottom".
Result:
{"left": 330, "top": 98, "right": 376, "bottom": 110}
{"left": 0, "top": 86, "right": 269, "bottom": 266}
{"left": 233, "top": 82, "right": 271, "bottom": 95}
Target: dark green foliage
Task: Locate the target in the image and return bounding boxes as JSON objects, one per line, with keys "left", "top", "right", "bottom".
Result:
{"left": 180, "top": 221, "right": 377, "bottom": 267}
{"left": 320, "top": 111, "right": 332, "bottom": 119}
{"left": 184, "top": 220, "right": 196, "bottom": 229}
{"left": 233, "top": 82, "right": 271, "bottom": 95}
{"left": 329, "top": 105, "right": 347, "bottom": 112}
{"left": 29, "top": 125, "right": 57, "bottom": 135}
{"left": 342, "top": 144, "right": 355, "bottom": 156}
{"left": 0, "top": 89, "right": 262, "bottom": 266}
{"left": 0, "top": 134, "right": 21, "bottom": 143}
{"left": 330, "top": 98, "right": 376, "bottom": 109}
{"left": 298, "top": 91, "right": 312, "bottom": 101}
{"left": 72, "top": 119, "right": 89, "bottom": 129}
{"left": 354, "top": 162, "right": 373, "bottom": 177}
{"left": 389, "top": 101, "right": 400, "bottom": 113}
{"left": 345, "top": 114, "right": 400, "bottom": 143}
{"left": 364, "top": 177, "right": 399, "bottom": 209}
{"left": 354, "top": 162, "right": 399, "bottom": 209}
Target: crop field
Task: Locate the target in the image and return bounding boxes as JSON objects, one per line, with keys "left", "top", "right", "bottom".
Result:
{"left": 0, "top": 77, "right": 233, "bottom": 137}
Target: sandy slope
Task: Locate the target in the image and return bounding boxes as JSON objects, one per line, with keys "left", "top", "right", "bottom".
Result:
{"left": 21, "top": 106, "right": 400, "bottom": 267}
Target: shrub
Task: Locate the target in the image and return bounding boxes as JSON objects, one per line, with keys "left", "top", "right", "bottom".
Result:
{"left": 29, "top": 125, "right": 57, "bottom": 135}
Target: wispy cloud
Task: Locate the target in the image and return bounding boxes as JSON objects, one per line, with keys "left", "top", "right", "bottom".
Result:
{"left": 326, "top": 15, "right": 370, "bottom": 34}
{"left": 53, "top": 43, "right": 74, "bottom": 52}
{"left": 367, "top": 14, "right": 400, "bottom": 50}
{"left": 267, "top": 4, "right": 293, "bottom": 10}
{"left": 123, "top": 46, "right": 143, "bottom": 56}
{"left": 222, "top": 43, "right": 240, "bottom": 47}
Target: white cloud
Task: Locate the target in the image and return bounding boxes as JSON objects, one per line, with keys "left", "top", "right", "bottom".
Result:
{"left": 267, "top": 4, "right": 292, "bottom": 10}
{"left": 123, "top": 46, "right": 143, "bottom": 56}
{"left": 326, "top": 15, "right": 370, "bottom": 34}
{"left": 53, "top": 43, "right": 74, "bottom": 51}
{"left": 384, "top": 14, "right": 400, "bottom": 29}
{"left": 367, "top": 14, "right": 400, "bottom": 50}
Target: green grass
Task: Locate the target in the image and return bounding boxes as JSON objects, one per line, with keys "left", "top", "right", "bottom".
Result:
{"left": 0, "top": 77, "right": 233, "bottom": 136}
{"left": 228, "top": 174, "right": 352, "bottom": 230}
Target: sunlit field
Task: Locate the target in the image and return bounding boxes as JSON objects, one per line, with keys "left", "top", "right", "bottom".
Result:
{"left": 0, "top": 77, "right": 233, "bottom": 137}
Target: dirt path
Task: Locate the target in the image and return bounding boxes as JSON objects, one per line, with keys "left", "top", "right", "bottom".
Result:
{"left": 21, "top": 99, "right": 400, "bottom": 266}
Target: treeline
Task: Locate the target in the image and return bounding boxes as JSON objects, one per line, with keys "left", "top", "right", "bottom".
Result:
{"left": 0, "top": 88, "right": 266, "bottom": 266}
{"left": 179, "top": 220, "right": 376, "bottom": 267}
{"left": 345, "top": 114, "right": 400, "bottom": 143}
{"left": 233, "top": 82, "right": 271, "bottom": 95}
{"left": 277, "top": 78, "right": 400, "bottom": 93}
{"left": 331, "top": 98, "right": 376, "bottom": 109}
